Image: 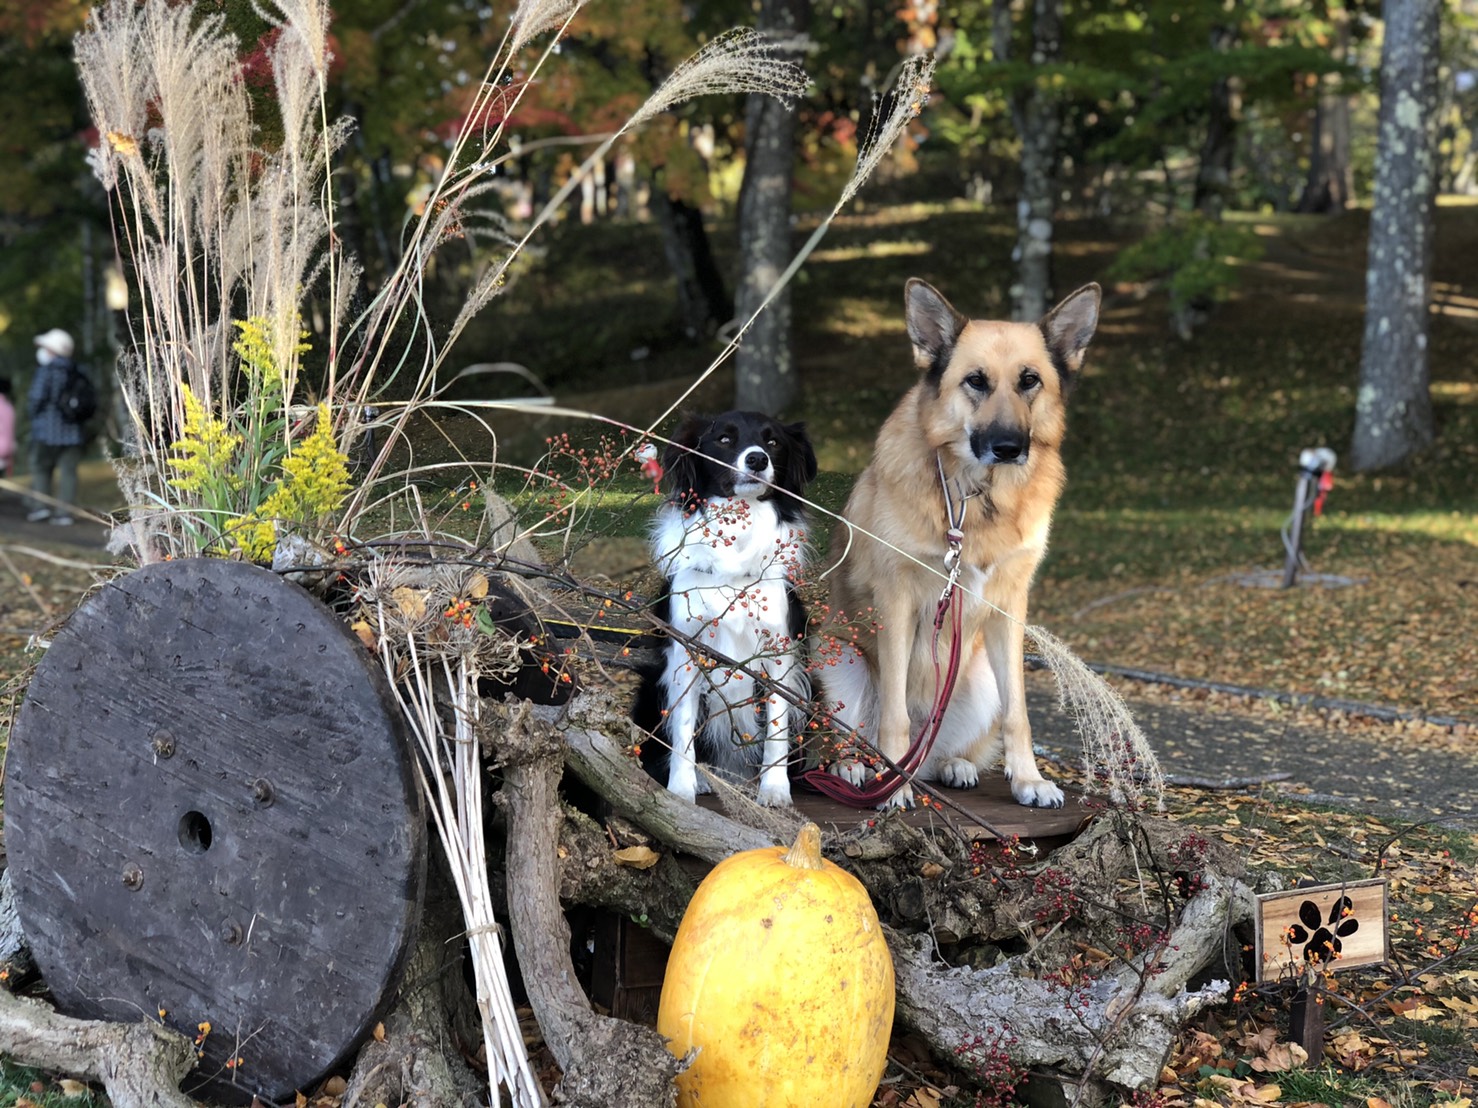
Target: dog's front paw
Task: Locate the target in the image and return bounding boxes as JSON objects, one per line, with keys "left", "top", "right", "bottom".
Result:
{"left": 756, "top": 779, "right": 794, "bottom": 808}
{"left": 938, "top": 758, "right": 979, "bottom": 789}
{"left": 878, "top": 781, "right": 915, "bottom": 810}
{"left": 1011, "top": 776, "right": 1065, "bottom": 808}
{"left": 828, "top": 759, "right": 868, "bottom": 786}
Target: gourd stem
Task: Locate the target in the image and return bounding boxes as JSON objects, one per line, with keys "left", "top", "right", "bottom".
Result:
{"left": 782, "top": 822, "right": 826, "bottom": 870}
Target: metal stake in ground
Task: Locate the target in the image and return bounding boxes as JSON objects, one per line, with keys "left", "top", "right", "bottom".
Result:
{"left": 1280, "top": 447, "right": 1337, "bottom": 588}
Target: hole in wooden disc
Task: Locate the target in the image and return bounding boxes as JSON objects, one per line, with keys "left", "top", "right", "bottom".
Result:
{"left": 178, "top": 810, "right": 213, "bottom": 854}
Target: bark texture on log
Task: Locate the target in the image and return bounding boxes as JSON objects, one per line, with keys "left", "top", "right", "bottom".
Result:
{"left": 890, "top": 871, "right": 1245, "bottom": 1092}
{"left": 0, "top": 989, "right": 197, "bottom": 1108}
{"left": 0, "top": 871, "right": 36, "bottom": 984}
{"left": 557, "top": 804, "right": 697, "bottom": 945}
{"left": 553, "top": 701, "right": 778, "bottom": 864}
{"left": 495, "top": 701, "right": 682, "bottom": 1108}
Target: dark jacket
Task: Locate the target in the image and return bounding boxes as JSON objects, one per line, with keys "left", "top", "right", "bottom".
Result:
{"left": 27, "top": 357, "right": 88, "bottom": 448}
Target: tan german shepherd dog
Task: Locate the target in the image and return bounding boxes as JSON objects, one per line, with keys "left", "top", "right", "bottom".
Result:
{"left": 818, "top": 278, "right": 1101, "bottom": 808}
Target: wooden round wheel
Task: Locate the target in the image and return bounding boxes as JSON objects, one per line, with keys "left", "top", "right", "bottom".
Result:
{"left": 6, "top": 559, "right": 426, "bottom": 1104}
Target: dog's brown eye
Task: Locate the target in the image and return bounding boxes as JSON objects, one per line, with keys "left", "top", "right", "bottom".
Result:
{"left": 964, "top": 370, "right": 988, "bottom": 392}
{"left": 766, "top": 437, "right": 777, "bottom": 448}
{"left": 718, "top": 436, "right": 732, "bottom": 446}
{"left": 1019, "top": 369, "right": 1041, "bottom": 391}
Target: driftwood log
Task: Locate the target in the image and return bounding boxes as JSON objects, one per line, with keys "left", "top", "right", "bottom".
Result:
{"left": 890, "top": 872, "right": 1245, "bottom": 1096}
{"left": 0, "top": 988, "right": 198, "bottom": 1108}
{"left": 494, "top": 700, "right": 683, "bottom": 1107}
{"left": 518, "top": 693, "right": 1254, "bottom": 1096}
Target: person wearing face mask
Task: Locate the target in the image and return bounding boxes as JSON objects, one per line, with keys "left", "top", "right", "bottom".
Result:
{"left": 26, "top": 328, "right": 91, "bottom": 525}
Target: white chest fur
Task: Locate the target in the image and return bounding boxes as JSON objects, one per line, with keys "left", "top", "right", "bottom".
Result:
{"left": 651, "top": 497, "right": 804, "bottom": 592}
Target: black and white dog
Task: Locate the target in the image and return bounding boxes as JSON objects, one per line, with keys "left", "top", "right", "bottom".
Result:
{"left": 635, "top": 411, "right": 817, "bottom": 807}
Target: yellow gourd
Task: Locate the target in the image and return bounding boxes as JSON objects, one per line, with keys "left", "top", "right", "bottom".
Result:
{"left": 657, "top": 822, "right": 895, "bottom": 1107}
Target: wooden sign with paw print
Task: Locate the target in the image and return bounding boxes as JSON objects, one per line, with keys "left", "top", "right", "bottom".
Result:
{"left": 1254, "top": 878, "right": 1388, "bottom": 983}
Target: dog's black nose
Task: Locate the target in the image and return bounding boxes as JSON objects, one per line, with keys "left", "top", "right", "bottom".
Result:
{"left": 743, "top": 449, "right": 769, "bottom": 473}
{"left": 971, "top": 427, "right": 1029, "bottom": 465}
{"left": 990, "top": 438, "right": 1025, "bottom": 462}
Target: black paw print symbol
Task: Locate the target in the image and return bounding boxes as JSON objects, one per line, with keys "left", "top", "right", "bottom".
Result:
{"left": 1288, "top": 896, "right": 1359, "bottom": 964}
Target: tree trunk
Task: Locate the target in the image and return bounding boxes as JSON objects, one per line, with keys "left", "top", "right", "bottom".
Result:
{"left": 996, "top": 0, "right": 1062, "bottom": 321}
{"left": 734, "top": 0, "right": 809, "bottom": 413}
{"left": 1194, "top": 26, "right": 1238, "bottom": 221}
{"left": 334, "top": 100, "right": 369, "bottom": 281}
{"left": 651, "top": 185, "right": 731, "bottom": 341}
{"left": 1352, "top": 0, "right": 1440, "bottom": 471}
{"left": 1297, "top": 6, "right": 1354, "bottom": 213}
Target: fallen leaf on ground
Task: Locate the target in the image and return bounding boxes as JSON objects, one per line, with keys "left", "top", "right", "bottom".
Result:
{"left": 320, "top": 1075, "right": 348, "bottom": 1096}
{"left": 1249, "top": 1041, "right": 1307, "bottom": 1072}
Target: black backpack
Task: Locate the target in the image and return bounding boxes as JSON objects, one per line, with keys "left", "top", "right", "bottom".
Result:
{"left": 55, "top": 362, "right": 98, "bottom": 425}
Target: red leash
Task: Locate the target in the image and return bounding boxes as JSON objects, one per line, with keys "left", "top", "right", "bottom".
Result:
{"left": 803, "top": 456, "right": 970, "bottom": 807}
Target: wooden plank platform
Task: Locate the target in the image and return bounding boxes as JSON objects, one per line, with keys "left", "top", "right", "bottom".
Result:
{"left": 697, "top": 773, "right": 1092, "bottom": 846}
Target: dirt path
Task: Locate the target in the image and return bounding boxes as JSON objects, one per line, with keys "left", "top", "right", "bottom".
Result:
{"left": 1026, "top": 685, "right": 1477, "bottom": 825}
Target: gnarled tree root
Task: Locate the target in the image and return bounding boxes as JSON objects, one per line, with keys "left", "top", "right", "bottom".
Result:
{"left": 0, "top": 988, "right": 197, "bottom": 1108}
{"left": 891, "top": 870, "right": 1251, "bottom": 1095}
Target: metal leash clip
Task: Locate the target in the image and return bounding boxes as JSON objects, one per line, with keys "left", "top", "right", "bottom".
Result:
{"left": 943, "top": 527, "right": 964, "bottom": 570}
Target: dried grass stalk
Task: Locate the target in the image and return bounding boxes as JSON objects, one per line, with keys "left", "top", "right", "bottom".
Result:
{"left": 1030, "top": 626, "right": 1163, "bottom": 806}
{"left": 630, "top": 28, "right": 809, "bottom": 130}
{"left": 509, "top": 0, "right": 589, "bottom": 54}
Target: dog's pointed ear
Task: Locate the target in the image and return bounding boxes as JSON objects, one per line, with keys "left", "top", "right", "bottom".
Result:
{"left": 779, "top": 420, "right": 818, "bottom": 491}
{"left": 1040, "top": 283, "right": 1102, "bottom": 383}
{"left": 662, "top": 413, "right": 707, "bottom": 506}
{"left": 905, "top": 278, "right": 968, "bottom": 374}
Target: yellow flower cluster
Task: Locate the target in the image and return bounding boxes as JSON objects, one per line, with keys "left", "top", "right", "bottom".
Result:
{"left": 231, "top": 404, "right": 352, "bottom": 562}
{"left": 232, "top": 317, "right": 310, "bottom": 396}
{"left": 164, "top": 317, "right": 353, "bottom": 564}
{"left": 167, "top": 386, "right": 240, "bottom": 495}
